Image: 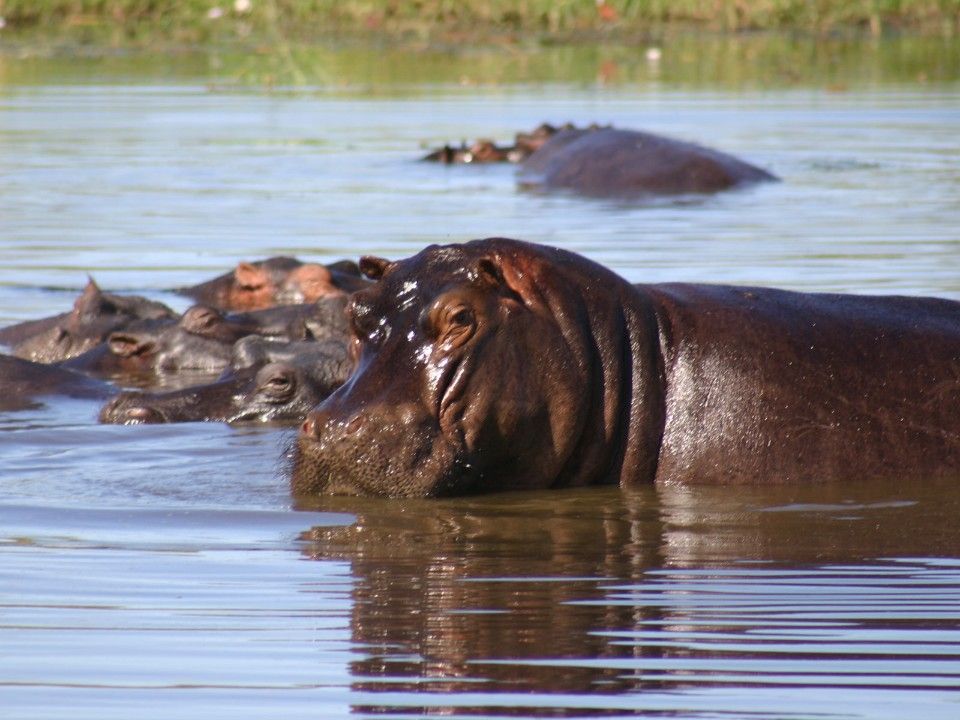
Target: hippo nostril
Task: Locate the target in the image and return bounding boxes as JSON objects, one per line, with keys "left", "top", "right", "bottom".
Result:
{"left": 121, "top": 406, "right": 165, "bottom": 424}
{"left": 344, "top": 415, "right": 364, "bottom": 435}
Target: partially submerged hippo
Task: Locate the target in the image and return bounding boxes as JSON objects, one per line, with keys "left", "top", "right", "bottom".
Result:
{"left": 100, "top": 339, "right": 352, "bottom": 424}
{"left": 0, "top": 354, "right": 114, "bottom": 412}
{"left": 59, "top": 311, "right": 236, "bottom": 381}
{"left": 422, "top": 123, "right": 563, "bottom": 164}
{"left": 213, "top": 295, "right": 351, "bottom": 344}
{"left": 0, "top": 279, "right": 176, "bottom": 363}
{"left": 176, "top": 257, "right": 367, "bottom": 311}
{"left": 424, "top": 123, "right": 776, "bottom": 196}
{"left": 519, "top": 126, "right": 776, "bottom": 196}
{"left": 293, "top": 238, "right": 960, "bottom": 497}
{"left": 59, "top": 296, "right": 350, "bottom": 383}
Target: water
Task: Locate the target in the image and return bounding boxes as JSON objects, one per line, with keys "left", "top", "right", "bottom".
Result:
{"left": 1, "top": 37, "right": 959, "bottom": 719}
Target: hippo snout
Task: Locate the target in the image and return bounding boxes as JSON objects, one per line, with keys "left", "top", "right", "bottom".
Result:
{"left": 293, "top": 402, "right": 464, "bottom": 498}
{"left": 299, "top": 408, "right": 364, "bottom": 440}
{"left": 99, "top": 394, "right": 167, "bottom": 424}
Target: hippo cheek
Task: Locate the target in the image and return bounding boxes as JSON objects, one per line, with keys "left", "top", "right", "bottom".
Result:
{"left": 293, "top": 402, "right": 469, "bottom": 497}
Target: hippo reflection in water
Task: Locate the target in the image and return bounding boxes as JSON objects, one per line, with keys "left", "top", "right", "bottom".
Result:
{"left": 293, "top": 237, "right": 960, "bottom": 498}
{"left": 423, "top": 123, "right": 776, "bottom": 196}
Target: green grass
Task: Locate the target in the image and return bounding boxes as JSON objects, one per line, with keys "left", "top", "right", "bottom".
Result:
{"left": 1, "top": 0, "right": 958, "bottom": 44}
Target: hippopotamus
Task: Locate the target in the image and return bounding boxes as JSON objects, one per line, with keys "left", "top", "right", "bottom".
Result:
{"left": 169, "top": 295, "right": 350, "bottom": 345}
{"left": 422, "top": 123, "right": 569, "bottom": 164}
{"left": 0, "top": 279, "right": 176, "bottom": 363}
{"left": 175, "top": 257, "right": 368, "bottom": 311}
{"left": 518, "top": 126, "right": 776, "bottom": 195}
{"left": 58, "top": 310, "right": 237, "bottom": 381}
{"left": 423, "top": 123, "right": 776, "bottom": 196}
{"left": 292, "top": 238, "right": 960, "bottom": 497}
{"left": 60, "top": 294, "right": 352, "bottom": 386}
{"left": 99, "top": 338, "right": 353, "bottom": 424}
{"left": 0, "top": 353, "right": 114, "bottom": 412}
{"left": 213, "top": 295, "right": 351, "bottom": 344}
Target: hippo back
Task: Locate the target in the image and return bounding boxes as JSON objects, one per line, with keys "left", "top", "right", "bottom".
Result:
{"left": 518, "top": 127, "right": 776, "bottom": 196}
{"left": 644, "top": 283, "right": 960, "bottom": 485}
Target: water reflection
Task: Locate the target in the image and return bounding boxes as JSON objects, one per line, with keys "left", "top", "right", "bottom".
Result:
{"left": 298, "top": 479, "right": 960, "bottom": 716}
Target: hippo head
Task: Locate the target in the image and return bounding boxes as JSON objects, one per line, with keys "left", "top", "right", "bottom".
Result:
{"left": 100, "top": 353, "right": 352, "bottom": 425}
{"left": 292, "top": 238, "right": 664, "bottom": 498}
{"left": 10, "top": 279, "right": 175, "bottom": 363}
{"left": 105, "top": 307, "right": 239, "bottom": 375}
{"left": 180, "top": 257, "right": 346, "bottom": 311}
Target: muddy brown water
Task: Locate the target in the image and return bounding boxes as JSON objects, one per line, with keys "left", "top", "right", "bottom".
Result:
{"left": 1, "top": 38, "right": 959, "bottom": 718}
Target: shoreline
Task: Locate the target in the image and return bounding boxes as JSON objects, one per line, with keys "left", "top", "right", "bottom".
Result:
{"left": 0, "top": 1, "right": 957, "bottom": 52}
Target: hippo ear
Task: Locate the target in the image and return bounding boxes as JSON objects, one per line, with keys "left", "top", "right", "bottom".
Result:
{"left": 107, "top": 332, "right": 155, "bottom": 358}
{"left": 472, "top": 257, "right": 507, "bottom": 289}
{"left": 73, "top": 277, "right": 104, "bottom": 315}
{"left": 234, "top": 262, "right": 268, "bottom": 290}
{"left": 359, "top": 256, "right": 392, "bottom": 281}
{"left": 180, "top": 305, "right": 223, "bottom": 334}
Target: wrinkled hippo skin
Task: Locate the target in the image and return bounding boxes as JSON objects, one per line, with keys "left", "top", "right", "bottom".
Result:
{"left": 0, "top": 354, "right": 114, "bottom": 412}
{"left": 517, "top": 127, "right": 776, "bottom": 196}
{"left": 293, "top": 237, "right": 960, "bottom": 498}
{"left": 175, "top": 256, "right": 368, "bottom": 311}
{"left": 0, "top": 279, "right": 176, "bottom": 363}
{"left": 100, "top": 339, "right": 353, "bottom": 424}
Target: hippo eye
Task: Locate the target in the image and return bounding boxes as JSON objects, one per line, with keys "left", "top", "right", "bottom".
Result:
{"left": 450, "top": 307, "right": 474, "bottom": 327}
{"left": 258, "top": 369, "right": 296, "bottom": 401}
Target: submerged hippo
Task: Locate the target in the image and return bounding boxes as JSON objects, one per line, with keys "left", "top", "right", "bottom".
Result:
{"left": 519, "top": 126, "right": 776, "bottom": 196}
{"left": 0, "top": 279, "right": 176, "bottom": 363}
{"left": 422, "top": 123, "right": 563, "bottom": 164}
{"left": 293, "top": 238, "right": 960, "bottom": 497}
{"left": 424, "top": 123, "right": 775, "bottom": 196}
{"left": 0, "top": 354, "right": 114, "bottom": 412}
{"left": 59, "top": 310, "right": 237, "bottom": 380}
{"left": 176, "top": 257, "right": 367, "bottom": 311}
{"left": 100, "top": 339, "right": 352, "bottom": 425}
{"left": 61, "top": 294, "right": 352, "bottom": 388}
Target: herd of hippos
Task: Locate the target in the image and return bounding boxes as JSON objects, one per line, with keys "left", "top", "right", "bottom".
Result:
{"left": 3, "top": 124, "right": 959, "bottom": 497}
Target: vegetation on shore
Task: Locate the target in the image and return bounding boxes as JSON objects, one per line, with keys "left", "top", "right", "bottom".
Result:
{"left": 1, "top": 0, "right": 958, "bottom": 45}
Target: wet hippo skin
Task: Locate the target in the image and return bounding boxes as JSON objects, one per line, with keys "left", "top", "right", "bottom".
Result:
{"left": 293, "top": 237, "right": 960, "bottom": 497}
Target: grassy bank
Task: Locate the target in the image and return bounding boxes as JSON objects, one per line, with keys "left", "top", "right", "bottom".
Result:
{"left": 1, "top": 0, "right": 958, "bottom": 46}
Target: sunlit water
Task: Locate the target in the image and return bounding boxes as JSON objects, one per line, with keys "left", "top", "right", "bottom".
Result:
{"left": 1, "top": 38, "right": 959, "bottom": 719}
